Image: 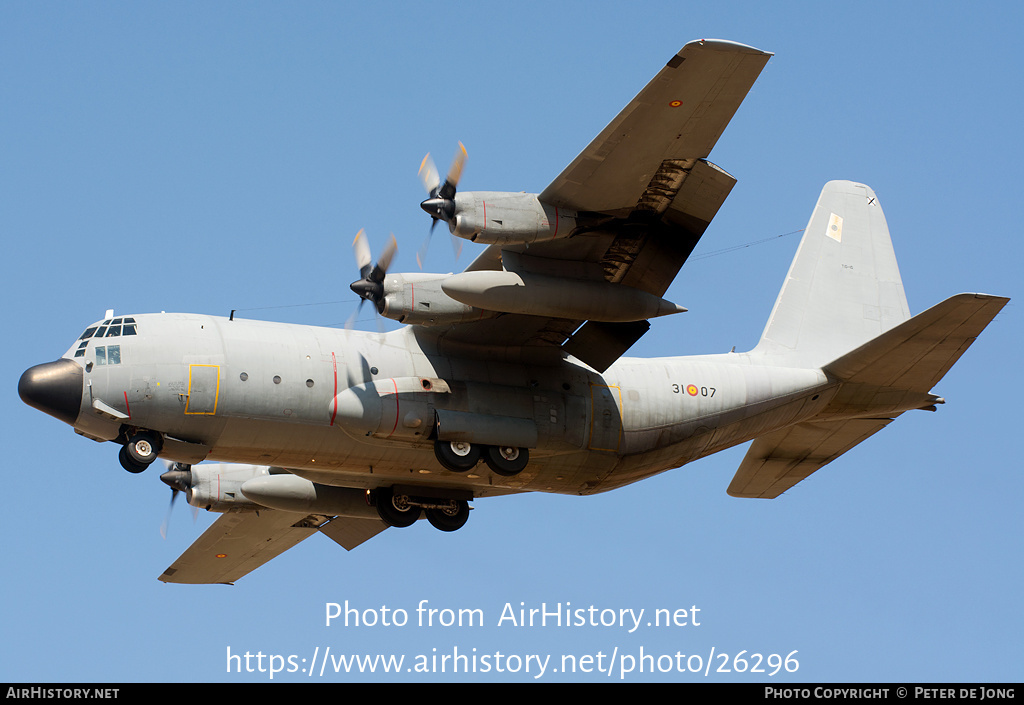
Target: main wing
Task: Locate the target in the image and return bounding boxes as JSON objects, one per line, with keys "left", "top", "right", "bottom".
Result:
{"left": 431, "top": 40, "right": 771, "bottom": 371}
{"left": 158, "top": 510, "right": 387, "bottom": 585}
{"left": 539, "top": 39, "right": 771, "bottom": 215}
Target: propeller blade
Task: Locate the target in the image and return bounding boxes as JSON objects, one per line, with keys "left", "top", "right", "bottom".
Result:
{"left": 419, "top": 154, "right": 440, "bottom": 197}
{"left": 160, "top": 489, "right": 178, "bottom": 539}
{"left": 375, "top": 233, "right": 397, "bottom": 279}
{"left": 440, "top": 142, "right": 467, "bottom": 200}
{"left": 352, "top": 228, "right": 372, "bottom": 279}
{"left": 345, "top": 298, "right": 365, "bottom": 331}
{"left": 416, "top": 231, "right": 432, "bottom": 270}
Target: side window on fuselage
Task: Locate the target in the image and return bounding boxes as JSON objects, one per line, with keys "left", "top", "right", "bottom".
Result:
{"left": 94, "top": 345, "right": 120, "bottom": 366}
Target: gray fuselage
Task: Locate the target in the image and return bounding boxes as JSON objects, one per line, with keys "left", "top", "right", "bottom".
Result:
{"left": 52, "top": 312, "right": 833, "bottom": 498}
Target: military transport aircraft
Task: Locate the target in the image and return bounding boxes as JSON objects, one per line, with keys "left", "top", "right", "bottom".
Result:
{"left": 18, "top": 39, "right": 1008, "bottom": 584}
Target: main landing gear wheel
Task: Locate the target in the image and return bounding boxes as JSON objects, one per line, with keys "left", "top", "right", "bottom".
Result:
{"left": 425, "top": 499, "right": 470, "bottom": 532}
{"left": 374, "top": 488, "right": 421, "bottom": 528}
{"left": 434, "top": 440, "right": 481, "bottom": 472}
{"left": 484, "top": 445, "right": 529, "bottom": 476}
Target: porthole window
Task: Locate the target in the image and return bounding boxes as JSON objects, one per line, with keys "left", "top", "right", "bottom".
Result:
{"left": 273, "top": 375, "right": 282, "bottom": 384}
{"left": 240, "top": 372, "right": 249, "bottom": 381}
{"left": 306, "top": 379, "right": 314, "bottom": 388}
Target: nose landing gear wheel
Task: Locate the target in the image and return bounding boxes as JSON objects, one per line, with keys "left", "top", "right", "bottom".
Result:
{"left": 120, "top": 431, "right": 163, "bottom": 473}
{"left": 434, "top": 440, "right": 481, "bottom": 472}
{"left": 374, "top": 488, "right": 421, "bottom": 528}
{"left": 484, "top": 445, "right": 528, "bottom": 476}
{"left": 118, "top": 445, "right": 148, "bottom": 473}
{"left": 425, "top": 499, "right": 470, "bottom": 532}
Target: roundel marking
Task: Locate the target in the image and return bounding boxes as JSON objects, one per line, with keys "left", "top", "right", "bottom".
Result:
{"left": 669, "top": 100, "right": 683, "bottom": 108}
{"left": 686, "top": 384, "right": 699, "bottom": 396}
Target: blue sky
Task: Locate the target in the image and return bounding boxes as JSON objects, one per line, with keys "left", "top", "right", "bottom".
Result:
{"left": 3, "top": 1, "right": 1021, "bottom": 683}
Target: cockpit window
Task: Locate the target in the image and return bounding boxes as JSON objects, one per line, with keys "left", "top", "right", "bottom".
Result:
{"left": 78, "top": 317, "right": 137, "bottom": 342}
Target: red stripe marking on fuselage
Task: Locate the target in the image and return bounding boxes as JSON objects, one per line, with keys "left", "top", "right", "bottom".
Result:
{"left": 388, "top": 378, "right": 399, "bottom": 437}
{"left": 330, "top": 352, "right": 338, "bottom": 426}
{"left": 123, "top": 391, "right": 131, "bottom": 418}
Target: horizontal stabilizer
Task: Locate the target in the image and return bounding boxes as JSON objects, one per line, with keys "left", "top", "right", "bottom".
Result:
{"left": 824, "top": 293, "right": 1009, "bottom": 391}
{"left": 728, "top": 418, "right": 893, "bottom": 499}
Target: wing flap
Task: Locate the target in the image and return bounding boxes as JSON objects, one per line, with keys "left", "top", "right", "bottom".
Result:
{"left": 727, "top": 418, "right": 894, "bottom": 499}
{"left": 319, "top": 516, "right": 389, "bottom": 551}
{"left": 562, "top": 320, "right": 650, "bottom": 373}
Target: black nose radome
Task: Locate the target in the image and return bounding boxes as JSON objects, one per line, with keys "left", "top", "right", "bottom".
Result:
{"left": 19, "top": 359, "right": 84, "bottom": 425}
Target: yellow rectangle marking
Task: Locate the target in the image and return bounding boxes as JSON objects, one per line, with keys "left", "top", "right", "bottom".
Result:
{"left": 184, "top": 364, "right": 220, "bottom": 415}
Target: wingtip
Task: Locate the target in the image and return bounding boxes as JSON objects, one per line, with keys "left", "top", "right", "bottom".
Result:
{"left": 683, "top": 38, "right": 772, "bottom": 56}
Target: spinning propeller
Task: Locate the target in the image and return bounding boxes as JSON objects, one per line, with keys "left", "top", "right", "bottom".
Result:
{"left": 417, "top": 142, "right": 466, "bottom": 267}
{"left": 159, "top": 461, "right": 197, "bottom": 538}
{"left": 347, "top": 229, "right": 397, "bottom": 328}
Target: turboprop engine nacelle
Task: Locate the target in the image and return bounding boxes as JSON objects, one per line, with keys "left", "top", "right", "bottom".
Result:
{"left": 187, "top": 464, "right": 270, "bottom": 511}
{"left": 450, "top": 192, "right": 577, "bottom": 245}
{"left": 379, "top": 273, "right": 498, "bottom": 326}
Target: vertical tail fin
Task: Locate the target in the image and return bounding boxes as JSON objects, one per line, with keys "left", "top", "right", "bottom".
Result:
{"left": 731, "top": 181, "right": 1009, "bottom": 498}
{"left": 753, "top": 180, "right": 911, "bottom": 368}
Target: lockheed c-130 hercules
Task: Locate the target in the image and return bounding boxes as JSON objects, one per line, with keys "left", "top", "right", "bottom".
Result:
{"left": 19, "top": 39, "right": 1008, "bottom": 584}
